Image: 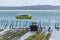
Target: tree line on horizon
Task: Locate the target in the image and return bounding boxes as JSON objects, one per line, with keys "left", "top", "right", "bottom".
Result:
{"left": 0, "top": 5, "right": 60, "bottom": 10}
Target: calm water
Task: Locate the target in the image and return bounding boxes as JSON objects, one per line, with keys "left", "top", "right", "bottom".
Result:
{"left": 0, "top": 10, "right": 60, "bottom": 29}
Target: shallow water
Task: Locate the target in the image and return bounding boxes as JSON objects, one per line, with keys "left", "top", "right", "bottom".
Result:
{"left": 0, "top": 10, "right": 60, "bottom": 29}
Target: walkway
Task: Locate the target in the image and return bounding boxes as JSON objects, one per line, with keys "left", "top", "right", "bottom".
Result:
{"left": 49, "top": 30, "right": 60, "bottom": 40}
{"left": 19, "top": 31, "right": 35, "bottom": 40}
{"left": 0, "top": 29, "right": 10, "bottom": 36}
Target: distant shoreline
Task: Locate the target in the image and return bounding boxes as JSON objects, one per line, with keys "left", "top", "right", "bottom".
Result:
{"left": 0, "top": 10, "right": 60, "bottom": 11}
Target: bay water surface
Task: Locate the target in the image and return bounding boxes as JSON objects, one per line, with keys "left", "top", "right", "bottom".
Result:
{"left": 0, "top": 10, "right": 60, "bottom": 29}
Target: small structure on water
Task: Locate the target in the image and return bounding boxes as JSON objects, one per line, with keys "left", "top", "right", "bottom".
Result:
{"left": 16, "top": 15, "right": 32, "bottom": 19}
{"left": 30, "top": 22, "right": 38, "bottom": 31}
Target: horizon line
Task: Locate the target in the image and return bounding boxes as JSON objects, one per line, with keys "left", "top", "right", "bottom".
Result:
{"left": 0, "top": 5, "right": 60, "bottom": 7}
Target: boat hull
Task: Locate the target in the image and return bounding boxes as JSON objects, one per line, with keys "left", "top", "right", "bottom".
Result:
{"left": 16, "top": 16, "right": 32, "bottom": 19}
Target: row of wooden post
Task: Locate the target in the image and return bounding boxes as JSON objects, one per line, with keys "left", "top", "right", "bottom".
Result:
{"left": 0, "top": 19, "right": 60, "bottom": 29}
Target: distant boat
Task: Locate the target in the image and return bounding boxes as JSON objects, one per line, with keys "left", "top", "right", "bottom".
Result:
{"left": 16, "top": 15, "right": 32, "bottom": 19}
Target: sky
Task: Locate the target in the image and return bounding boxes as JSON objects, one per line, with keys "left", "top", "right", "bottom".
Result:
{"left": 0, "top": 0, "right": 60, "bottom": 6}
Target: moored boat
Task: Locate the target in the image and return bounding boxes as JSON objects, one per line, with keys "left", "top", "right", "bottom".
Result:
{"left": 16, "top": 15, "right": 32, "bottom": 19}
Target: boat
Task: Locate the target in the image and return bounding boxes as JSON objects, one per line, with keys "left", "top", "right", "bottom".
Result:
{"left": 16, "top": 15, "right": 32, "bottom": 19}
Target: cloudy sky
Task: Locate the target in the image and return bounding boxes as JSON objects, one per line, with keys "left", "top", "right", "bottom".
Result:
{"left": 0, "top": 0, "right": 60, "bottom": 6}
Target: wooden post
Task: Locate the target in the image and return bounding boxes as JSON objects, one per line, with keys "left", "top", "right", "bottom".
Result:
{"left": 15, "top": 20, "right": 18, "bottom": 28}
{"left": 4, "top": 20, "right": 8, "bottom": 29}
{"left": 19, "top": 20, "right": 21, "bottom": 28}
{"left": 11, "top": 20, "right": 14, "bottom": 29}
